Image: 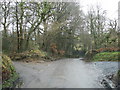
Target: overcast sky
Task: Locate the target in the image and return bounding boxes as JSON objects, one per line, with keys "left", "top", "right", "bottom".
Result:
{"left": 79, "top": 0, "right": 119, "bottom": 20}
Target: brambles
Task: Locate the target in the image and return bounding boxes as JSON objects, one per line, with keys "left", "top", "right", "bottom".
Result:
{"left": 96, "top": 48, "right": 120, "bottom": 52}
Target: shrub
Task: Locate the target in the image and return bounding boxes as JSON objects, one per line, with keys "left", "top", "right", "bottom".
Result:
{"left": 58, "top": 50, "right": 65, "bottom": 56}
{"left": 50, "top": 43, "right": 58, "bottom": 55}
{"left": 29, "top": 49, "right": 47, "bottom": 57}
{"left": 50, "top": 43, "right": 65, "bottom": 56}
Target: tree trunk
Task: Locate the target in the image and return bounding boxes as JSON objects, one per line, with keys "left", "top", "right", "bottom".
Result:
{"left": 16, "top": 2, "right": 20, "bottom": 52}
{"left": 19, "top": 2, "right": 24, "bottom": 52}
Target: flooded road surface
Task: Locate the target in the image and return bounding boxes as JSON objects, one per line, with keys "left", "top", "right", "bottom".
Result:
{"left": 13, "top": 58, "right": 118, "bottom": 88}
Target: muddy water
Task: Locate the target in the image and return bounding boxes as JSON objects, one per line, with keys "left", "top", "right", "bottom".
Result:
{"left": 13, "top": 58, "right": 119, "bottom": 88}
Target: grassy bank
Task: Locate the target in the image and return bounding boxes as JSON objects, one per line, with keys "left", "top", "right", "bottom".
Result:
{"left": 1, "top": 54, "right": 21, "bottom": 88}
{"left": 93, "top": 52, "right": 120, "bottom": 61}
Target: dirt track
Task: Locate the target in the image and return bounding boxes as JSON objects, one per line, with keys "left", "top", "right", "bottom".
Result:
{"left": 13, "top": 59, "right": 103, "bottom": 88}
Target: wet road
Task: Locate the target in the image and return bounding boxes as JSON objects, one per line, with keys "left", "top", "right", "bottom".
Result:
{"left": 13, "top": 58, "right": 118, "bottom": 88}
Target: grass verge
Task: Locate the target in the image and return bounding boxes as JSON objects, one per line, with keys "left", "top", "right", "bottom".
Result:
{"left": 92, "top": 52, "right": 120, "bottom": 61}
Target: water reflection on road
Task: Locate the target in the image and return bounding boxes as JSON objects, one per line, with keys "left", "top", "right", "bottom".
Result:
{"left": 13, "top": 58, "right": 119, "bottom": 88}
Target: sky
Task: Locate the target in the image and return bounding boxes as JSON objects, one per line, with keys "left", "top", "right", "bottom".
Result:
{"left": 79, "top": 0, "right": 119, "bottom": 20}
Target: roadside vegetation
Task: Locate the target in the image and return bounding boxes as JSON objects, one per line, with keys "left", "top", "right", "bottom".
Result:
{"left": 93, "top": 52, "right": 120, "bottom": 61}
{"left": 85, "top": 47, "right": 120, "bottom": 61}
{"left": 9, "top": 49, "right": 63, "bottom": 62}
{"left": 1, "top": 54, "right": 21, "bottom": 88}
